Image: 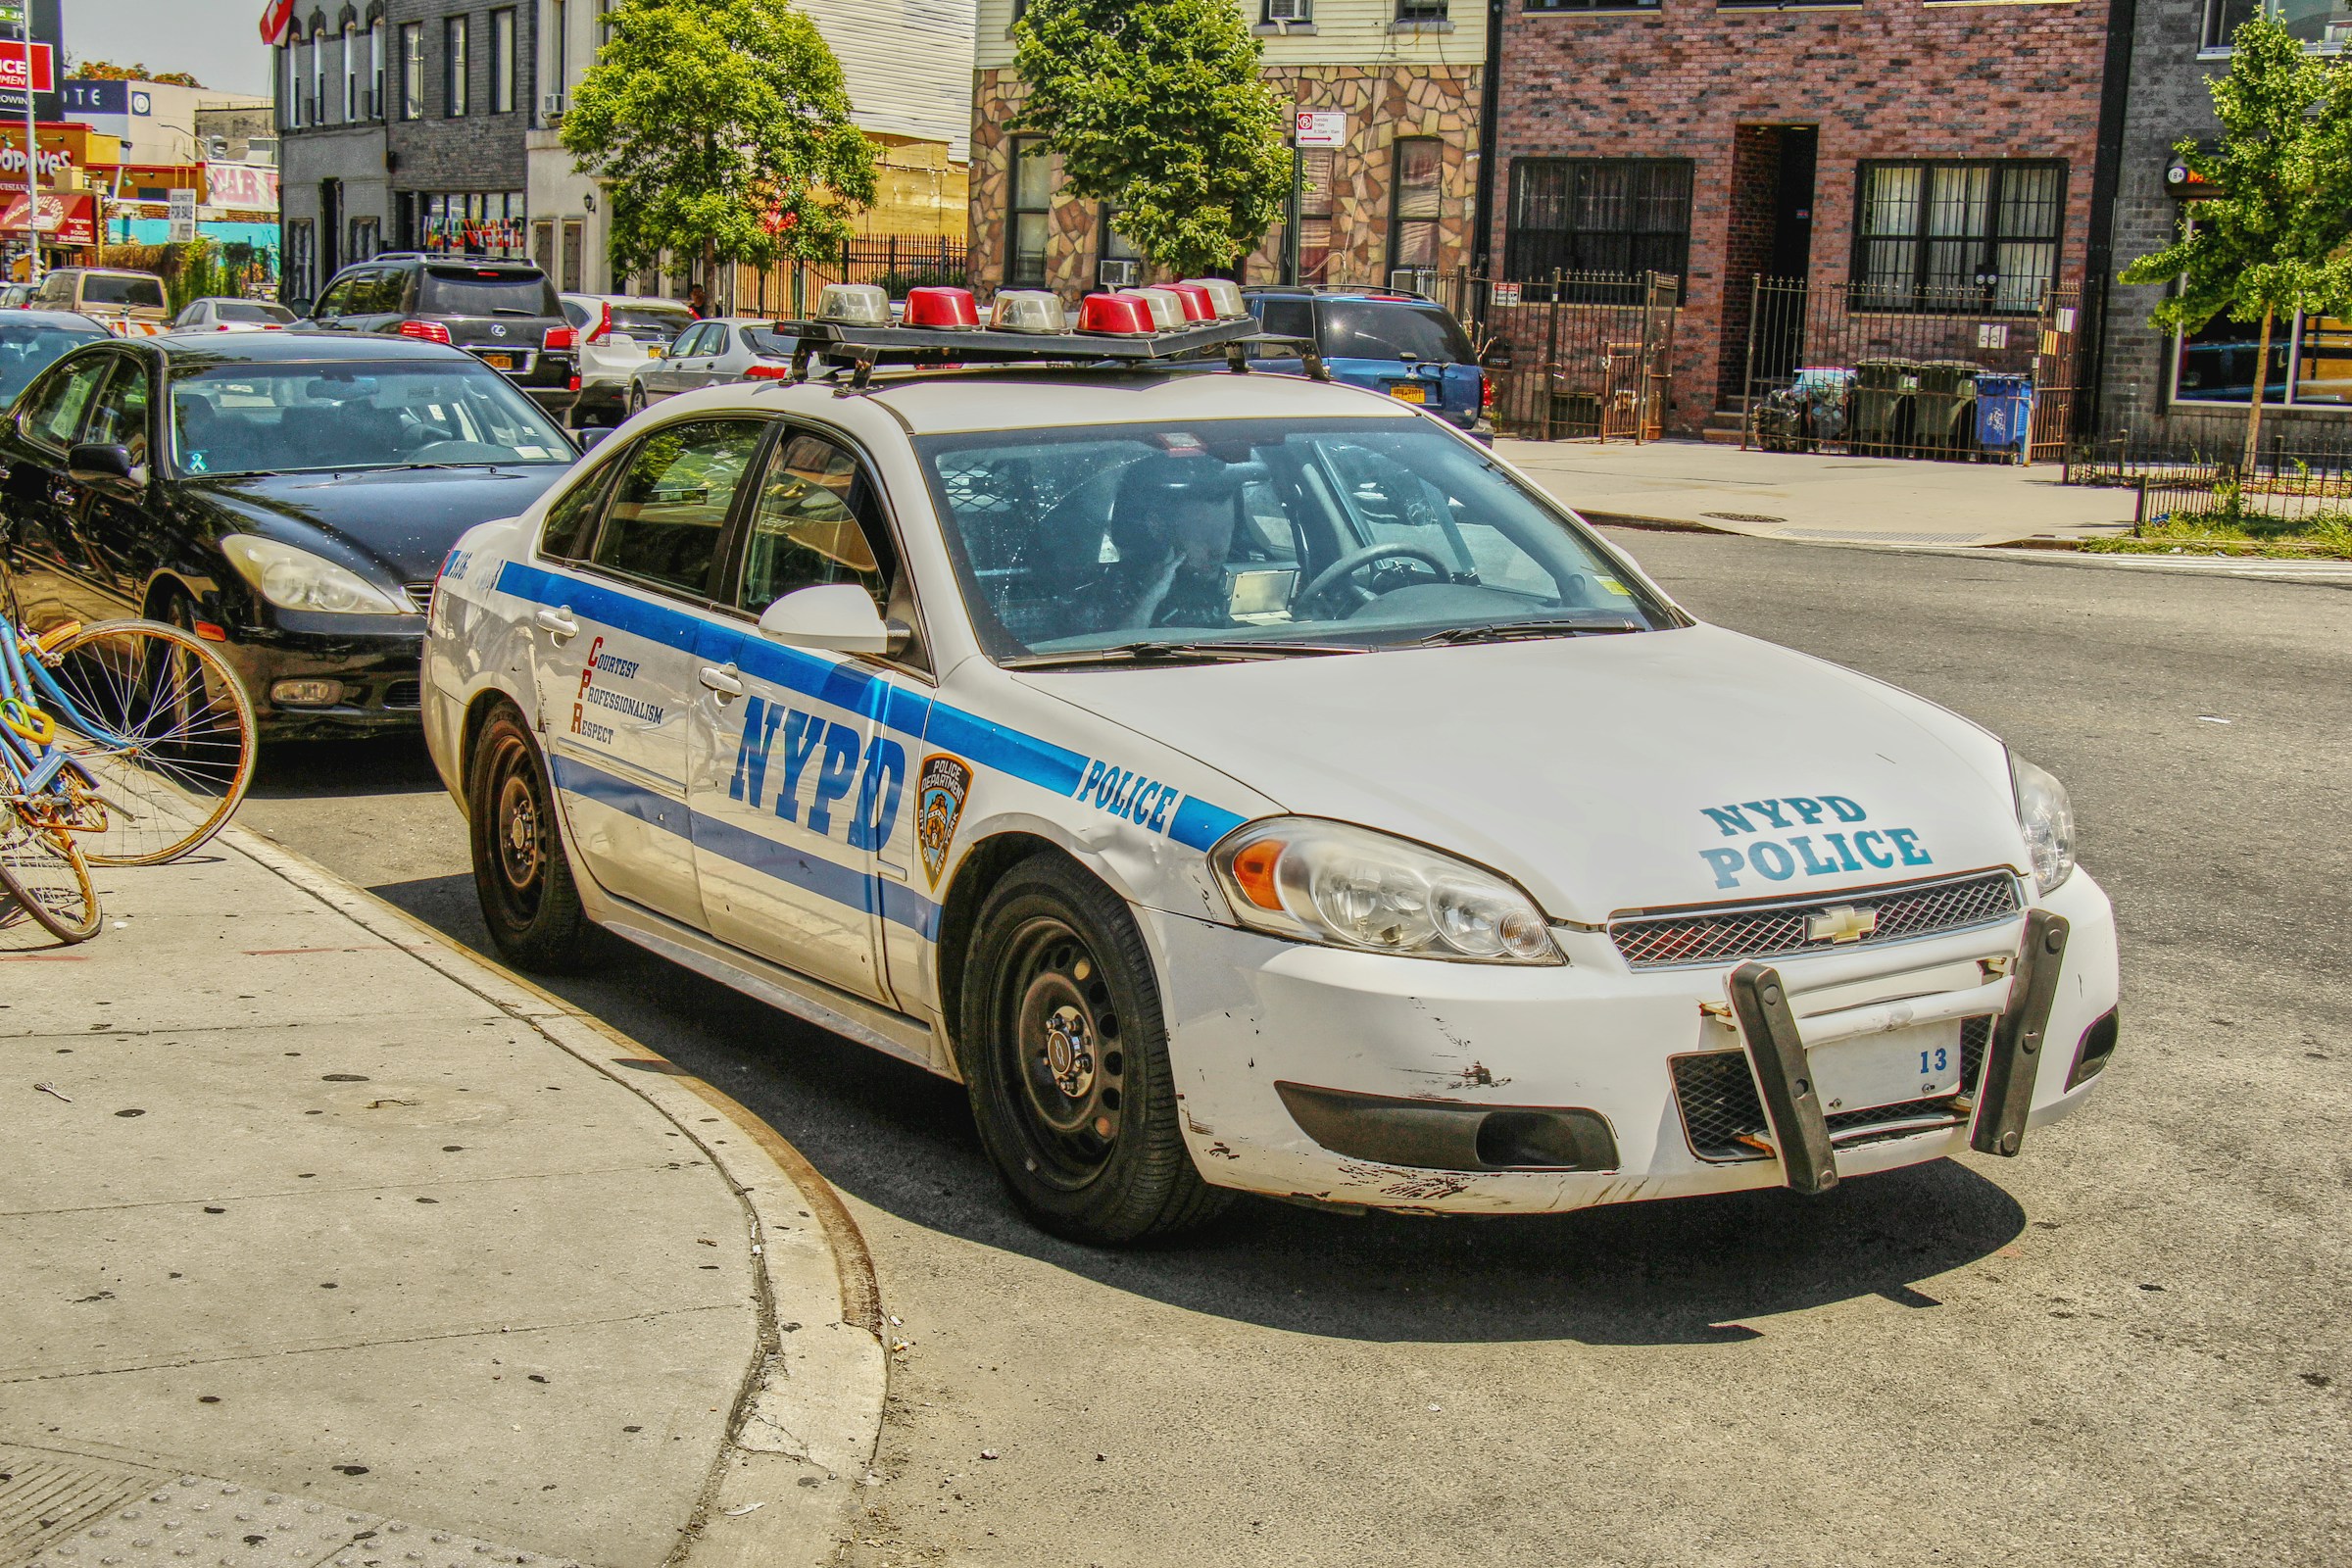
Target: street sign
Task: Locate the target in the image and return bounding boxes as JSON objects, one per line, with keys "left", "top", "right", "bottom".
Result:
{"left": 169, "top": 187, "right": 197, "bottom": 243}
{"left": 1294, "top": 110, "right": 1346, "bottom": 149}
{"left": 0, "top": 40, "right": 53, "bottom": 95}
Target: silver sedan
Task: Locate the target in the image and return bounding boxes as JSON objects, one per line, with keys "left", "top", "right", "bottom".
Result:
{"left": 626, "top": 317, "right": 796, "bottom": 413}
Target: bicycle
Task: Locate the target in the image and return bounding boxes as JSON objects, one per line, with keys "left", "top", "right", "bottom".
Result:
{"left": 0, "top": 609, "right": 257, "bottom": 944}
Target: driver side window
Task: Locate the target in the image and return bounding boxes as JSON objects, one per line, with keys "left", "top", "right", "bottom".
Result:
{"left": 733, "top": 431, "right": 894, "bottom": 614}
{"left": 83, "top": 358, "right": 153, "bottom": 466}
{"left": 22, "top": 354, "right": 113, "bottom": 451}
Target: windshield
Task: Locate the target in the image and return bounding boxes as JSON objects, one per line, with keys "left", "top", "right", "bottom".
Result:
{"left": 916, "top": 417, "right": 1675, "bottom": 663}
{"left": 1319, "top": 301, "right": 1475, "bottom": 365}
{"left": 740, "top": 326, "right": 794, "bottom": 357}
{"left": 85, "top": 274, "right": 166, "bottom": 309}
{"left": 418, "top": 267, "right": 560, "bottom": 318}
{"left": 215, "top": 300, "right": 294, "bottom": 323}
{"left": 0, "top": 320, "right": 107, "bottom": 402}
{"left": 168, "top": 362, "right": 575, "bottom": 477}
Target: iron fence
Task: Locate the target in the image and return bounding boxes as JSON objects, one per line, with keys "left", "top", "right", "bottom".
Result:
{"left": 2064, "top": 411, "right": 2352, "bottom": 484}
{"left": 2117, "top": 451, "right": 2352, "bottom": 533}
{"left": 722, "top": 236, "right": 968, "bottom": 318}
{"left": 1736, "top": 277, "right": 2092, "bottom": 465}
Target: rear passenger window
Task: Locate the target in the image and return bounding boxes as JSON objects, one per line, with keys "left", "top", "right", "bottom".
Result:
{"left": 734, "top": 432, "right": 893, "bottom": 614}
{"left": 589, "top": 417, "right": 767, "bottom": 597}
{"left": 1250, "top": 298, "right": 1315, "bottom": 358}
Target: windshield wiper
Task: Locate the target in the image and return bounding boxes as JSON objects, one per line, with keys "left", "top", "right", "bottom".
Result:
{"left": 1406, "top": 618, "right": 1643, "bottom": 647}
{"left": 1002, "top": 639, "right": 1370, "bottom": 669}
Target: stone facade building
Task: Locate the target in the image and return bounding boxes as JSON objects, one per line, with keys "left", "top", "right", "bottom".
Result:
{"left": 1488, "top": 0, "right": 2118, "bottom": 438}
{"left": 2098, "top": 0, "right": 2352, "bottom": 454}
{"left": 967, "top": 0, "right": 1485, "bottom": 297}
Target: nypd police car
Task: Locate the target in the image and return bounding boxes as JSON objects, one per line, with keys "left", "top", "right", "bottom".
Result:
{"left": 419, "top": 280, "right": 2120, "bottom": 1244}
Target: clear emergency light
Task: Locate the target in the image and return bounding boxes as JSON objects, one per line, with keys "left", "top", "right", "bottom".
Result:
{"left": 1119, "top": 288, "right": 1188, "bottom": 331}
{"left": 815, "top": 282, "right": 892, "bottom": 326}
{"left": 989, "top": 290, "right": 1067, "bottom": 333}
{"left": 1180, "top": 277, "right": 1250, "bottom": 319}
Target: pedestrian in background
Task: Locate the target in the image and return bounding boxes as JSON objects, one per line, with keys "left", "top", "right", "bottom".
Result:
{"left": 688, "top": 284, "right": 709, "bottom": 319}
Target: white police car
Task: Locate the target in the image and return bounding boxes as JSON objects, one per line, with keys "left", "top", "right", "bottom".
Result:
{"left": 421, "top": 281, "right": 2120, "bottom": 1243}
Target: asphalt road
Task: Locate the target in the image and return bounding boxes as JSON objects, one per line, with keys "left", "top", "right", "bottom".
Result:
{"left": 239, "top": 533, "right": 2352, "bottom": 1568}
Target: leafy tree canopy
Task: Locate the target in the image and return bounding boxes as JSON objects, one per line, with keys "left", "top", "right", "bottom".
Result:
{"left": 2121, "top": 16, "right": 2352, "bottom": 333}
{"left": 73, "top": 61, "right": 203, "bottom": 86}
{"left": 561, "top": 0, "right": 877, "bottom": 277}
{"left": 1013, "top": 0, "right": 1291, "bottom": 278}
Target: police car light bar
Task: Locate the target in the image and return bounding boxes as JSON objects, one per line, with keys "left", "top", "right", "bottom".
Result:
{"left": 776, "top": 309, "right": 1327, "bottom": 390}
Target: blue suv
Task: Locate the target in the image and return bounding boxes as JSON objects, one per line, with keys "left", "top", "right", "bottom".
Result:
{"left": 1243, "top": 287, "right": 1488, "bottom": 435}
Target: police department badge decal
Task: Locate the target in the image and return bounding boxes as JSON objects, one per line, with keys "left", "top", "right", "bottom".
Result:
{"left": 916, "top": 755, "right": 973, "bottom": 889}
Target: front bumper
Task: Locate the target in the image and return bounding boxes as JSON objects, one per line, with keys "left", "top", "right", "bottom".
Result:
{"left": 212, "top": 619, "right": 426, "bottom": 739}
{"left": 1141, "top": 867, "right": 2120, "bottom": 1214}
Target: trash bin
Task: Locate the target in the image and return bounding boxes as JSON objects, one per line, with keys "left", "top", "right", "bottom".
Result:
{"left": 1852, "top": 359, "right": 1922, "bottom": 453}
{"left": 1913, "top": 361, "right": 1983, "bottom": 457}
{"left": 1793, "top": 367, "right": 1855, "bottom": 445}
{"left": 1976, "top": 373, "right": 2034, "bottom": 461}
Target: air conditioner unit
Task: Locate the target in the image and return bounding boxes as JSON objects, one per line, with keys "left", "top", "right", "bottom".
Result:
{"left": 1266, "top": 0, "right": 1311, "bottom": 21}
{"left": 1389, "top": 267, "right": 1437, "bottom": 296}
{"left": 542, "top": 90, "right": 566, "bottom": 120}
{"left": 1098, "top": 259, "right": 1141, "bottom": 287}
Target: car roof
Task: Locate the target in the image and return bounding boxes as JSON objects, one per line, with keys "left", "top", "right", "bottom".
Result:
{"left": 564, "top": 292, "right": 691, "bottom": 308}
{"left": 1243, "top": 286, "right": 1442, "bottom": 307}
{"left": 140, "top": 331, "right": 475, "bottom": 365}
{"left": 857, "top": 365, "right": 1419, "bottom": 435}
{"left": 4, "top": 310, "right": 108, "bottom": 330}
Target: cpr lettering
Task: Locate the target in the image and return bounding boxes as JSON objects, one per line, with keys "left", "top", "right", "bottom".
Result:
{"left": 729, "top": 697, "right": 906, "bottom": 847}
{"left": 1695, "top": 796, "right": 1932, "bottom": 889}
{"left": 1072, "top": 758, "right": 1180, "bottom": 835}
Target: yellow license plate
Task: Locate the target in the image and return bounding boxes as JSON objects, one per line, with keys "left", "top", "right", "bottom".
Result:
{"left": 1389, "top": 383, "right": 1426, "bottom": 404}
{"left": 478, "top": 352, "right": 514, "bottom": 370}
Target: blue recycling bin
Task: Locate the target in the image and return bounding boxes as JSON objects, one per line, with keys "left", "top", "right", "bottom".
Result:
{"left": 1976, "top": 373, "right": 2034, "bottom": 460}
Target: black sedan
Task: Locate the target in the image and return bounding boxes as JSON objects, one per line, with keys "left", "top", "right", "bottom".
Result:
{"left": 0, "top": 332, "right": 577, "bottom": 737}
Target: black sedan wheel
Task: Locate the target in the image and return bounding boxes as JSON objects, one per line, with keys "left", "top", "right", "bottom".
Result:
{"left": 959, "top": 856, "right": 1232, "bottom": 1244}
{"left": 466, "top": 703, "right": 593, "bottom": 971}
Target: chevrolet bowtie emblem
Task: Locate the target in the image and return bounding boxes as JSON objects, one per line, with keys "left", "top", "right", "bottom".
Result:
{"left": 1807, "top": 905, "right": 1879, "bottom": 944}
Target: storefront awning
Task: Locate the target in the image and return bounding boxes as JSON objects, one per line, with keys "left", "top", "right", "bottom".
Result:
{"left": 0, "top": 190, "right": 95, "bottom": 245}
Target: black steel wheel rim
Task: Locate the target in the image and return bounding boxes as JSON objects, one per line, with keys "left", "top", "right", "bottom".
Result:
{"left": 487, "top": 736, "right": 547, "bottom": 925}
{"left": 996, "top": 914, "right": 1127, "bottom": 1191}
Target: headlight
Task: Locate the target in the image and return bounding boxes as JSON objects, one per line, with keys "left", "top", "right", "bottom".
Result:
{"left": 1210, "top": 817, "right": 1562, "bottom": 964}
{"left": 2009, "top": 754, "right": 2076, "bottom": 895}
{"left": 220, "top": 533, "right": 411, "bottom": 614}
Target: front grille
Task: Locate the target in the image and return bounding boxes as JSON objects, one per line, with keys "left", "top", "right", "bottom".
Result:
{"left": 1611, "top": 870, "right": 2022, "bottom": 970}
{"left": 1672, "top": 1017, "right": 1992, "bottom": 1161}
{"left": 382, "top": 680, "right": 422, "bottom": 710}
{"left": 404, "top": 581, "right": 436, "bottom": 612}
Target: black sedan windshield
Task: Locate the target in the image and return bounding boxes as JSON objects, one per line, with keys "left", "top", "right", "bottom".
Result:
{"left": 0, "top": 318, "right": 107, "bottom": 402}
{"left": 169, "top": 362, "right": 575, "bottom": 477}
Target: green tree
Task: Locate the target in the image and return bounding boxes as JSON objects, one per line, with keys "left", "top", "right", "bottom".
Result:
{"left": 561, "top": 0, "right": 877, "bottom": 289}
{"left": 1012, "top": 0, "right": 1291, "bottom": 279}
{"left": 2122, "top": 16, "right": 2352, "bottom": 467}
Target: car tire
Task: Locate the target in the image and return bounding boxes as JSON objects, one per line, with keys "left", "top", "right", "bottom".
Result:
{"left": 466, "top": 703, "right": 596, "bottom": 972}
{"left": 626, "top": 385, "right": 646, "bottom": 418}
{"left": 958, "top": 855, "right": 1233, "bottom": 1245}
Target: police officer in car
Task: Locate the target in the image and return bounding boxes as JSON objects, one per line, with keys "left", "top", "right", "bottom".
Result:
{"left": 1096, "top": 455, "right": 1242, "bottom": 631}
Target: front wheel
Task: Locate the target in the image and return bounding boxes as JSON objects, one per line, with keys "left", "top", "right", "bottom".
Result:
{"left": 0, "top": 817, "right": 100, "bottom": 945}
{"left": 626, "top": 385, "right": 646, "bottom": 418}
{"left": 466, "top": 704, "right": 594, "bottom": 972}
{"left": 959, "top": 856, "right": 1232, "bottom": 1245}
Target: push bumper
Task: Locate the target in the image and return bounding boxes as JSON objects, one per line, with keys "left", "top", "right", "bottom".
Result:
{"left": 1139, "top": 867, "right": 2120, "bottom": 1214}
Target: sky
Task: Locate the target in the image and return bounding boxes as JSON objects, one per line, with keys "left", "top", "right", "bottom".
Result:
{"left": 60, "top": 0, "right": 274, "bottom": 98}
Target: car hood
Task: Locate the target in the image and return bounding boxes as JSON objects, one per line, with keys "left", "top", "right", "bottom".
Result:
{"left": 1012, "top": 624, "right": 2027, "bottom": 924}
{"left": 196, "top": 466, "right": 569, "bottom": 584}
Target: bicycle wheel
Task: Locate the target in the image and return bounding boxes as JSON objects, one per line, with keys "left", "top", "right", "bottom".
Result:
{"left": 32, "top": 617, "right": 256, "bottom": 866}
{"left": 0, "top": 815, "right": 100, "bottom": 945}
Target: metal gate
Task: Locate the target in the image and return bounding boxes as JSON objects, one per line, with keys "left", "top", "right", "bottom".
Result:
{"left": 1447, "top": 270, "right": 1680, "bottom": 443}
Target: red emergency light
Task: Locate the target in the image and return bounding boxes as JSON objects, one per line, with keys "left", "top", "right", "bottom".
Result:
{"left": 1076, "top": 293, "right": 1157, "bottom": 336}
{"left": 1159, "top": 282, "right": 1215, "bottom": 322}
{"left": 904, "top": 286, "right": 980, "bottom": 329}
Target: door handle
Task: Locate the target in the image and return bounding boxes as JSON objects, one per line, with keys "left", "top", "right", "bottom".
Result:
{"left": 699, "top": 662, "right": 744, "bottom": 700}
{"left": 534, "top": 605, "right": 578, "bottom": 640}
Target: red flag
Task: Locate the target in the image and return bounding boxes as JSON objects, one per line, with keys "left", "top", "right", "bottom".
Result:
{"left": 258, "top": 0, "right": 293, "bottom": 46}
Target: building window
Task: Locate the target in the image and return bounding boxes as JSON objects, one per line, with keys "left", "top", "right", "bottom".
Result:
{"left": 2174, "top": 310, "right": 2352, "bottom": 406}
{"left": 1296, "top": 148, "right": 1334, "bottom": 281}
{"left": 445, "top": 16, "right": 469, "bottom": 116}
{"left": 1007, "top": 135, "right": 1051, "bottom": 287}
{"left": 552, "top": 0, "right": 567, "bottom": 89}
{"left": 342, "top": 24, "right": 357, "bottom": 121}
{"left": 350, "top": 216, "right": 380, "bottom": 262}
{"left": 1524, "top": 0, "right": 1658, "bottom": 11}
{"left": 1504, "top": 157, "right": 1692, "bottom": 282}
{"left": 1395, "top": 0, "right": 1447, "bottom": 19}
{"left": 491, "top": 9, "right": 515, "bottom": 114}
{"left": 369, "top": 17, "right": 385, "bottom": 117}
{"left": 311, "top": 25, "right": 324, "bottom": 123}
{"left": 1388, "top": 137, "right": 1444, "bottom": 278}
{"left": 286, "top": 220, "right": 315, "bottom": 303}
{"left": 402, "top": 23, "right": 423, "bottom": 119}
{"left": 1852, "top": 160, "right": 2064, "bottom": 313}
{"left": 1097, "top": 205, "right": 1141, "bottom": 289}
{"left": 1262, "top": 0, "right": 1313, "bottom": 20}
{"left": 284, "top": 43, "right": 301, "bottom": 128}
{"left": 2205, "top": 0, "right": 2349, "bottom": 48}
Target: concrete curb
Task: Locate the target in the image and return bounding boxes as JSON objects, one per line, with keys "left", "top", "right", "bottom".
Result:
{"left": 220, "top": 827, "right": 887, "bottom": 1568}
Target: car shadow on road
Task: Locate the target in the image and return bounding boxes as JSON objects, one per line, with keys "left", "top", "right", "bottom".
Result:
{"left": 367, "top": 868, "right": 2029, "bottom": 1350}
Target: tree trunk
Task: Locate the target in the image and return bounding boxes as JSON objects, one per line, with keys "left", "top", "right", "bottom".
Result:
{"left": 2242, "top": 304, "right": 2276, "bottom": 475}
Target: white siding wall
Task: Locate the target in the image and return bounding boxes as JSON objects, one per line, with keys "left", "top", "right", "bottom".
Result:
{"left": 973, "top": 0, "right": 1482, "bottom": 72}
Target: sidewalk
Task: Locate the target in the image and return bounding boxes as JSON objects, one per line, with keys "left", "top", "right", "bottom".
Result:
{"left": 0, "top": 829, "right": 885, "bottom": 1568}
{"left": 1499, "top": 436, "right": 2139, "bottom": 547}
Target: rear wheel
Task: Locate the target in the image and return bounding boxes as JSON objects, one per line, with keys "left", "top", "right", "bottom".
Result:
{"left": 959, "top": 856, "right": 1232, "bottom": 1245}
{"left": 466, "top": 703, "right": 594, "bottom": 971}
{"left": 626, "top": 385, "right": 646, "bottom": 418}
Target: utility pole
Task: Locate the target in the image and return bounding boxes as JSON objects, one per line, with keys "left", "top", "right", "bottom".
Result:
{"left": 0, "top": 0, "right": 31, "bottom": 284}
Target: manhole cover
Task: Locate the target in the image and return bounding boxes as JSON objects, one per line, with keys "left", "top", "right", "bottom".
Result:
{"left": 1700, "top": 512, "right": 1788, "bottom": 524}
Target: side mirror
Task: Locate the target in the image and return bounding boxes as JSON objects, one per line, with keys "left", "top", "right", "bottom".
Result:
{"left": 575, "top": 424, "right": 613, "bottom": 451}
{"left": 284, "top": 297, "right": 313, "bottom": 318}
{"left": 755, "top": 583, "right": 907, "bottom": 657}
{"left": 68, "top": 441, "right": 141, "bottom": 494}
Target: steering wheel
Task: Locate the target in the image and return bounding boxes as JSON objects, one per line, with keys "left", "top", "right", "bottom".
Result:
{"left": 1299, "top": 541, "right": 1454, "bottom": 604}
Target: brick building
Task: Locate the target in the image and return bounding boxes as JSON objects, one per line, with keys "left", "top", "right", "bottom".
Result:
{"left": 968, "top": 0, "right": 1485, "bottom": 297}
{"left": 2098, "top": 0, "right": 2352, "bottom": 454}
{"left": 1487, "top": 0, "right": 2117, "bottom": 439}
